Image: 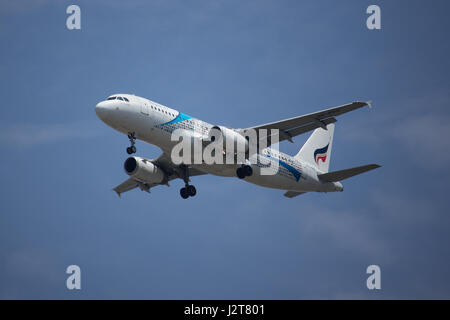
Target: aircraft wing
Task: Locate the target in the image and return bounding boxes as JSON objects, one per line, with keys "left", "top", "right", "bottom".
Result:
{"left": 113, "top": 152, "right": 207, "bottom": 197}
{"left": 113, "top": 178, "right": 157, "bottom": 197}
{"left": 113, "top": 178, "right": 139, "bottom": 195}
{"left": 153, "top": 152, "right": 206, "bottom": 179}
{"left": 240, "top": 101, "right": 370, "bottom": 144}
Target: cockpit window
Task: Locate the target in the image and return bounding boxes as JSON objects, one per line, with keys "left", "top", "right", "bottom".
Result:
{"left": 106, "top": 96, "right": 130, "bottom": 102}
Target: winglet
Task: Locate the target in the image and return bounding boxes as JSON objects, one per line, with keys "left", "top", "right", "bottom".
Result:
{"left": 366, "top": 100, "right": 373, "bottom": 109}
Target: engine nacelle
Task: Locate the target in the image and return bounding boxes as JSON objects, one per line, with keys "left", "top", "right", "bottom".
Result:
{"left": 123, "top": 157, "right": 165, "bottom": 184}
{"left": 208, "top": 125, "right": 248, "bottom": 152}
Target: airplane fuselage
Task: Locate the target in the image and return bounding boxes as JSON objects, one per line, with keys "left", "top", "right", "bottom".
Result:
{"left": 95, "top": 94, "right": 343, "bottom": 194}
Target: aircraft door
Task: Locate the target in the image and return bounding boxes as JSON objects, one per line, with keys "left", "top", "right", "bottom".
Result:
{"left": 141, "top": 102, "right": 149, "bottom": 115}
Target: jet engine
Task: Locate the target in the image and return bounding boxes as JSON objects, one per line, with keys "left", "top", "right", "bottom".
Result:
{"left": 123, "top": 156, "right": 165, "bottom": 184}
{"left": 208, "top": 125, "right": 248, "bottom": 152}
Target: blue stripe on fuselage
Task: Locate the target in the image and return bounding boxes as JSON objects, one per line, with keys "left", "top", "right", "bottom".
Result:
{"left": 160, "top": 112, "right": 192, "bottom": 126}
{"left": 264, "top": 154, "right": 301, "bottom": 181}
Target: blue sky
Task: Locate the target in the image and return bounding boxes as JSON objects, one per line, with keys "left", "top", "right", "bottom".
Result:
{"left": 1, "top": 0, "right": 449, "bottom": 299}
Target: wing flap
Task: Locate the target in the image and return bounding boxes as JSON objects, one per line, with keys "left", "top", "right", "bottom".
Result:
{"left": 113, "top": 178, "right": 140, "bottom": 197}
{"left": 266, "top": 117, "right": 337, "bottom": 145}
{"left": 243, "top": 101, "right": 369, "bottom": 145}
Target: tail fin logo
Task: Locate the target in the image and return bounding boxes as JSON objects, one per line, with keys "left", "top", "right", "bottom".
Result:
{"left": 314, "top": 143, "right": 329, "bottom": 165}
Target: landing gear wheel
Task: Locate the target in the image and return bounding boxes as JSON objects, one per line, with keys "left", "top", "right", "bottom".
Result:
{"left": 179, "top": 165, "right": 197, "bottom": 199}
{"left": 180, "top": 187, "right": 189, "bottom": 199}
{"left": 236, "top": 167, "right": 246, "bottom": 179}
{"left": 126, "top": 132, "right": 137, "bottom": 154}
{"left": 237, "top": 165, "right": 253, "bottom": 179}
{"left": 187, "top": 185, "right": 196, "bottom": 197}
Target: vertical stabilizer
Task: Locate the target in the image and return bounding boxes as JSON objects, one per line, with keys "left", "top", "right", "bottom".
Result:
{"left": 294, "top": 124, "right": 334, "bottom": 173}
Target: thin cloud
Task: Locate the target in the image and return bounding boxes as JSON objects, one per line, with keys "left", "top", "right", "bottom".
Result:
{"left": 339, "top": 90, "right": 450, "bottom": 169}
{"left": 391, "top": 114, "right": 450, "bottom": 167}
{"left": 0, "top": 0, "right": 54, "bottom": 15}
{"left": 297, "top": 202, "right": 392, "bottom": 261}
{"left": 0, "top": 121, "right": 105, "bottom": 147}
{"left": 0, "top": 249, "right": 61, "bottom": 299}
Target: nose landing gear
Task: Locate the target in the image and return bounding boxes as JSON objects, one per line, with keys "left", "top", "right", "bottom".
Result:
{"left": 126, "top": 132, "right": 137, "bottom": 154}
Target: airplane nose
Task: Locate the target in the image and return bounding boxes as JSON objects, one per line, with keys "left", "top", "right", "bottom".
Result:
{"left": 95, "top": 101, "right": 111, "bottom": 120}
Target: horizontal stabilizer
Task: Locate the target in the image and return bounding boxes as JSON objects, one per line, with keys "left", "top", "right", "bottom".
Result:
{"left": 284, "top": 191, "right": 307, "bottom": 198}
{"left": 318, "top": 164, "right": 381, "bottom": 182}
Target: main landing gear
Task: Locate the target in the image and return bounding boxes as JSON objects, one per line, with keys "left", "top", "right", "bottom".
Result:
{"left": 180, "top": 185, "right": 196, "bottom": 199}
{"left": 179, "top": 165, "right": 197, "bottom": 199}
{"left": 126, "top": 132, "right": 137, "bottom": 154}
{"left": 236, "top": 165, "right": 253, "bottom": 179}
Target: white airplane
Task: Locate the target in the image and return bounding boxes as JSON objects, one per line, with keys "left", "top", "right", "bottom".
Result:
{"left": 95, "top": 94, "right": 380, "bottom": 199}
